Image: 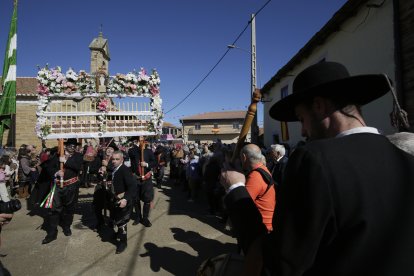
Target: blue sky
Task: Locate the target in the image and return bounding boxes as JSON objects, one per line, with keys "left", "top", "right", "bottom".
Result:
{"left": 0, "top": 0, "right": 346, "bottom": 126}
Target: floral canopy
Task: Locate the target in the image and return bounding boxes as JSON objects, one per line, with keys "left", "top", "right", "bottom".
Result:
{"left": 35, "top": 65, "right": 163, "bottom": 140}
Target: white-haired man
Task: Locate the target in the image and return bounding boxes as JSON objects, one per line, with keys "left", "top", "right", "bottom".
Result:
{"left": 267, "top": 144, "right": 288, "bottom": 190}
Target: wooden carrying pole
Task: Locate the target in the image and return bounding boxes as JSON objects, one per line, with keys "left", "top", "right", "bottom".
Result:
{"left": 231, "top": 88, "right": 262, "bottom": 163}
{"left": 58, "top": 138, "right": 64, "bottom": 188}
{"left": 140, "top": 138, "right": 145, "bottom": 178}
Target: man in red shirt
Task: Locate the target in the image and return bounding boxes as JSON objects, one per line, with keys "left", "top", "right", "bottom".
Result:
{"left": 240, "top": 143, "right": 275, "bottom": 233}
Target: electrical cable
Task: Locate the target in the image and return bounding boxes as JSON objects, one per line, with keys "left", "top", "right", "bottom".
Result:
{"left": 164, "top": 0, "right": 272, "bottom": 115}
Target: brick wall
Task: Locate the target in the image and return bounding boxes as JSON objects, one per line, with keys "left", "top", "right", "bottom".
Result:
{"left": 1, "top": 102, "right": 45, "bottom": 148}
{"left": 15, "top": 102, "right": 43, "bottom": 148}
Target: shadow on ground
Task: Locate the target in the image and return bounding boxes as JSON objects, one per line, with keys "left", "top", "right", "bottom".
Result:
{"left": 139, "top": 228, "right": 237, "bottom": 275}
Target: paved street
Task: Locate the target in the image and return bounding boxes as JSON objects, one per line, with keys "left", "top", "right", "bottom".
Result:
{"left": 0, "top": 171, "right": 237, "bottom": 276}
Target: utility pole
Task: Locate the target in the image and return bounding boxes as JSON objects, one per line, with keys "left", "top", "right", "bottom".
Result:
{"left": 251, "top": 14, "right": 259, "bottom": 144}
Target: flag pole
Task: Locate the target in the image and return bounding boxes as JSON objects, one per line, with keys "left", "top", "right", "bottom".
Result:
{"left": 11, "top": 0, "right": 17, "bottom": 148}
{"left": 0, "top": 0, "right": 18, "bottom": 145}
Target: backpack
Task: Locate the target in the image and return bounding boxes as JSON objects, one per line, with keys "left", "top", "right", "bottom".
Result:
{"left": 250, "top": 167, "right": 275, "bottom": 198}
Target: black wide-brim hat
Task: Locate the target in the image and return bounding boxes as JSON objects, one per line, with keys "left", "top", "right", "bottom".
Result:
{"left": 64, "top": 138, "right": 80, "bottom": 146}
{"left": 269, "top": 62, "right": 391, "bottom": 122}
{"left": 106, "top": 141, "right": 119, "bottom": 151}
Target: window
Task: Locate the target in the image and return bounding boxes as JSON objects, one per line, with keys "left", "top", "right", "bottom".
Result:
{"left": 281, "top": 85, "right": 288, "bottom": 99}
{"left": 195, "top": 123, "right": 201, "bottom": 130}
{"left": 213, "top": 123, "right": 219, "bottom": 129}
{"left": 233, "top": 122, "right": 240, "bottom": 129}
{"left": 280, "top": 85, "right": 290, "bottom": 141}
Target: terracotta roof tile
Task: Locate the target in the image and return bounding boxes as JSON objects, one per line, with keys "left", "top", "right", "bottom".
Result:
{"left": 181, "top": 110, "right": 246, "bottom": 121}
{"left": 0, "top": 77, "right": 37, "bottom": 96}
{"left": 162, "top": 121, "right": 178, "bottom": 128}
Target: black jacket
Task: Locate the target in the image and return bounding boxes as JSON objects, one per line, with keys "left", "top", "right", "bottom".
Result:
{"left": 111, "top": 164, "right": 137, "bottom": 202}
{"left": 155, "top": 146, "right": 168, "bottom": 167}
{"left": 43, "top": 152, "right": 83, "bottom": 180}
{"left": 128, "top": 144, "right": 156, "bottom": 176}
{"left": 268, "top": 155, "right": 288, "bottom": 188}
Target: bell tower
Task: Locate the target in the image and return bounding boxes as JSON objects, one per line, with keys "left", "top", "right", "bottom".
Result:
{"left": 89, "top": 31, "right": 110, "bottom": 75}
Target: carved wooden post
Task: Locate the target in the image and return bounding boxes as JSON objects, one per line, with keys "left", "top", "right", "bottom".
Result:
{"left": 58, "top": 138, "right": 65, "bottom": 188}
{"left": 232, "top": 88, "right": 261, "bottom": 163}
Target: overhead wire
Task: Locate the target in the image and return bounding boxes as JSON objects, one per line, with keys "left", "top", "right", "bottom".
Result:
{"left": 164, "top": 0, "right": 272, "bottom": 115}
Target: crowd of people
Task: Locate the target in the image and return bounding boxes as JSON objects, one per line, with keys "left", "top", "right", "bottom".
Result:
{"left": 0, "top": 132, "right": 289, "bottom": 256}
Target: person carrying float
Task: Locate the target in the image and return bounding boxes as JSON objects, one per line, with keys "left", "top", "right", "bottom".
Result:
{"left": 92, "top": 140, "right": 118, "bottom": 232}
{"left": 128, "top": 136, "right": 155, "bottom": 227}
{"left": 41, "top": 138, "right": 83, "bottom": 244}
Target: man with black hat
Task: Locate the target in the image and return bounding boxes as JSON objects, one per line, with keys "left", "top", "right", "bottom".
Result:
{"left": 42, "top": 138, "right": 83, "bottom": 244}
{"left": 220, "top": 62, "right": 414, "bottom": 275}
{"left": 128, "top": 136, "right": 155, "bottom": 227}
{"left": 92, "top": 140, "right": 118, "bottom": 231}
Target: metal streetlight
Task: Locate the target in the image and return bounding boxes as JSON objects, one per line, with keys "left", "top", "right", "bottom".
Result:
{"left": 227, "top": 14, "right": 259, "bottom": 144}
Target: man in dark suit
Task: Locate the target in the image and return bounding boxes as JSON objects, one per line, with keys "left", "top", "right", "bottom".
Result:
{"left": 267, "top": 144, "right": 288, "bottom": 190}
{"left": 221, "top": 62, "right": 414, "bottom": 275}
{"left": 110, "top": 150, "right": 136, "bottom": 254}
{"left": 128, "top": 136, "right": 156, "bottom": 227}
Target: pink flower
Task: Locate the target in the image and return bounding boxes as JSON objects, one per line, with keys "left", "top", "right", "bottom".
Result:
{"left": 150, "top": 86, "right": 159, "bottom": 96}
{"left": 56, "top": 75, "right": 65, "bottom": 83}
{"left": 98, "top": 98, "right": 109, "bottom": 111}
{"left": 139, "top": 68, "right": 147, "bottom": 75}
{"left": 37, "top": 84, "right": 49, "bottom": 95}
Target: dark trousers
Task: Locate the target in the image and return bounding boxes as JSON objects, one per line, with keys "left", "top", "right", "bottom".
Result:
{"left": 93, "top": 184, "right": 111, "bottom": 226}
{"left": 134, "top": 178, "right": 153, "bottom": 219}
{"left": 46, "top": 182, "right": 80, "bottom": 235}
{"left": 112, "top": 205, "right": 132, "bottom": 245}
{"left": 155, "top": 166, "right": 165, "bottom": 187}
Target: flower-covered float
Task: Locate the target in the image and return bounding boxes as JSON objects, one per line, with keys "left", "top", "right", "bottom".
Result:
{"left": 35, "top": 65, "right": 163, "bottom": 140}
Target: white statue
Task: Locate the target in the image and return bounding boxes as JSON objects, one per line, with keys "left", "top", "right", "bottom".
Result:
{"left": 98, "top": 74, "right": 106, "bottom": 93}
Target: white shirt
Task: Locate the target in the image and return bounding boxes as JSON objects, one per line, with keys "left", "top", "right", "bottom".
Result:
{"left": 112, "top": 164, "right": 122, "bottom": 177}
{"left": 335, "top": 126, "right": 380, "bottom": 138}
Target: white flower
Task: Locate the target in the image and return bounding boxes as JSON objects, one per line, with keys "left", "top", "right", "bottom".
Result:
{"left": 66, "top": 69, "right": 78, "bottom": 81}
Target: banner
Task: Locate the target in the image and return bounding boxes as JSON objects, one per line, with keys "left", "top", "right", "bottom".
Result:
{"left": 0, "top": 0, "right": 18, "bottom": 142}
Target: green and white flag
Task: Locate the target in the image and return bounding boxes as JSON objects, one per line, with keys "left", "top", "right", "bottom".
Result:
{"left": 0, "top": 0, "right": 17, "bottom": 140}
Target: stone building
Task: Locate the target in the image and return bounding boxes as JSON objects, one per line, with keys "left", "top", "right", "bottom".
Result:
{"left": 0, "top": 32, "right": 110, "bottom": 148}
{"left": 89, "top": 31, "right": 110, "bottom": 75}
{"left": 180, "top": 110, "right": 249, "bottom": 144}
{"left": 161, "top": 121, "right": 181, "bottom": 139}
